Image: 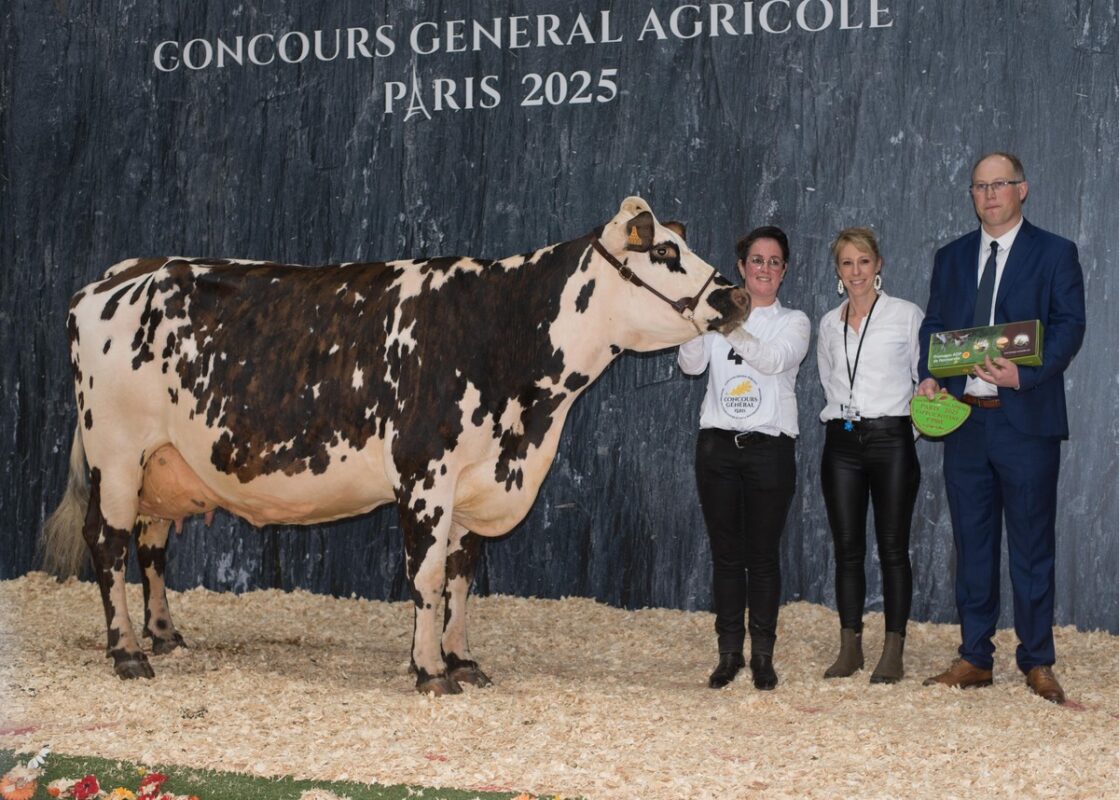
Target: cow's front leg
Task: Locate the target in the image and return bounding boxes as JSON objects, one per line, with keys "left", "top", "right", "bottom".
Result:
{"left": 442, "top": 524, "right": 491, "bottom": 687}
{"left": 135, "top": 517, "right": 187, "bottom": 655}
{"left": 399, "top": 492, "right": 459, "bottom": 695}
{"left": 84, "top": 468, "right": 153, "bottom": 679}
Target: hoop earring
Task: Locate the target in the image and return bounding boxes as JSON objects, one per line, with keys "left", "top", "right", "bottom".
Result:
{"left": 837, "top": 278, "right": 845, "bottom": 296}
{"left": 873, "top": 274, "right": 883, "bottom": 292}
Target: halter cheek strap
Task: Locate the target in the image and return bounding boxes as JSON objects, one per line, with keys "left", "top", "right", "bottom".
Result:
{"left": 591, "top": 238, "right": 719, "bottom": 333}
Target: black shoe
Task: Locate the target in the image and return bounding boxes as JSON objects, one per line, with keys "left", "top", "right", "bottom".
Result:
{"left": 750, "top": 654, "right": 778, "bottom": 691}
{"left": 708, "top": 652, "right": 746, "bottom": 689}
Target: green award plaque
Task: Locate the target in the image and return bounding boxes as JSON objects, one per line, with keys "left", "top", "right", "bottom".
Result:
{"left": 910, "top": 394, "right": 971, "bottom": 438}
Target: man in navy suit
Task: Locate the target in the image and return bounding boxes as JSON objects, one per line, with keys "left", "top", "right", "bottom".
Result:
{"left": 917, "top": 152, "right": 1086, "bottom": 703}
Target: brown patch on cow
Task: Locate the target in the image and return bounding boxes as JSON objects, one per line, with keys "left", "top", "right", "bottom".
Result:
{"left": 83, "top": 409, "right": 92, "bottom": 429}
{"left": 444, "top": 532, "right": 482, "bottom": 583}
{"left": 563, "top": 372, "right": 589, "bottom": 391}
{"left": 575, "top": 279, "right": 595, "bottom": 313}
{"left": 91, "top": 258, "right": 171, "bottom": 294}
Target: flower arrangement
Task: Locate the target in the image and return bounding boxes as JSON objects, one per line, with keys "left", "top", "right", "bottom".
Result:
{"left": 0, "top": 747, "right": 51, "bottom": 800}
{"left": 0, "top": 749, "right": 198, "bottom": 800}
{"left": 47, "top": 770, "right": 198, "bottom": 800}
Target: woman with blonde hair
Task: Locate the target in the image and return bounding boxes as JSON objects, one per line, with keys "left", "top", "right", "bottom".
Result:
{"left": 816, "top": 227, "right": 923, "bottom": 683}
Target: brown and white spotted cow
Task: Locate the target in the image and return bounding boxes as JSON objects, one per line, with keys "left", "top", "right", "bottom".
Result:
{"left": 42, "top": 197, "right": 750, "bottom": 694}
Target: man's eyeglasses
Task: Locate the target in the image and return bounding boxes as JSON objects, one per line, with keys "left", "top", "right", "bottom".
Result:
{"left": 746, "top": 256, "right": 786, "bottom": 269}
{"left": 969, "top": 180, "right": 1024, "bottom": 195}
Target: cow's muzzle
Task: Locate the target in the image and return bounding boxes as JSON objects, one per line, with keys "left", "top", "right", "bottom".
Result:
{"left": 706, "top": 286, "right": 752, "bottom": 334}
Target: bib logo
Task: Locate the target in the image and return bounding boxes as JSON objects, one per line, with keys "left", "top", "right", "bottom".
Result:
{"left": 721, "top": 376, "right": 761, "bottom": 418}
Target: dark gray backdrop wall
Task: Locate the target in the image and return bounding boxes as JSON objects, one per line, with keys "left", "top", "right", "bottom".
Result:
{"left": 3, "top": 1, "right": 1117, "bottom": 632}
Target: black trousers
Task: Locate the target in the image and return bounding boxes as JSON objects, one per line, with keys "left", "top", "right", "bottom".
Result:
{"left": 820, "top": 418, "right": 920, "bottom": 635}
{"left": 695, "top": 428, "right": 796, "bottom": 656}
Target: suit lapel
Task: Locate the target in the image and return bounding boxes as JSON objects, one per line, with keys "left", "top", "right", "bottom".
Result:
{"left": 956, "top": 230, "right": 981, "bottom": 329}
{"left": 995, "top": 219, "right": 1035, "bottom": 321}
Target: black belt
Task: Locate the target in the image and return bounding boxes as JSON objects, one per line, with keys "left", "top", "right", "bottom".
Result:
{"left": 827, "top": 416, "right": 911, "bottom": 432}
{"left": 704, "top": 428, "right": 791, "bottom": 449}
{"left": 961, "top": 394, "right": 1002, "bottom": 409}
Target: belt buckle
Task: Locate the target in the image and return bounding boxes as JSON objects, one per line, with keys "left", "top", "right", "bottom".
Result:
{"left": 733, "top": 431, "right": 752, "bottom": 448}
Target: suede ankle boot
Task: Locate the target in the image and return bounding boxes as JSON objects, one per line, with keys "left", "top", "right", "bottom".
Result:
{"left": 870, "top": 632, "right": 905, "bottom": 684}
{"left": 823, "top": 628, "right": 864, "bottom": 679}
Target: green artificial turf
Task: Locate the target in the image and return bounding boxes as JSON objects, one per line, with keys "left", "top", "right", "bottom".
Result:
{"left": 1, "top": 749, "right": 568, "bottom": 799}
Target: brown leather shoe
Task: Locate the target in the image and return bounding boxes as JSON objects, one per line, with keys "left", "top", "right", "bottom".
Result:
{"left": 922, "top": 658, "right": 993, "bottom": 689}
{"left": 1026, "top": 666, "right": 1066, "bottom": 704}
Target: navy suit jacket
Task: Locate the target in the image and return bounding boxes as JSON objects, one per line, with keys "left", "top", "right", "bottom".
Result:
{"left": 918, "top": 219, "right": 1086, "bottom": 439}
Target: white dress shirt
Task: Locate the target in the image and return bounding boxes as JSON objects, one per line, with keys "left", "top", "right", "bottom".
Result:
{"left": 678, "top": 300, "right": 810, "bottom": 437}
{"left": 965, "top": 218, "right": 1024, "bottom": 397}
{"left": 817, "top": 292, "right": 923, "bottom": 421}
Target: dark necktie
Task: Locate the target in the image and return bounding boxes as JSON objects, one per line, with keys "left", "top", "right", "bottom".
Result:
{"left": 972, "top": 241, "right": 998, "bottom": 327}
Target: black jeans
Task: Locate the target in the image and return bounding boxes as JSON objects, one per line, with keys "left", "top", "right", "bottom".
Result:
{"left": 820, "top": 418, "right": 920, "bottom": 635}
{"left": 695, "top": 428, "right": 796, "bottom": 656}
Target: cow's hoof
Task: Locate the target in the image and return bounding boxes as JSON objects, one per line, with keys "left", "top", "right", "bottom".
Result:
{"left": 112, "top": 651, "right": 155, "bottom": 679}
{"left": 447, "top": 659, "right": 493, "bottom": 688}
{"left": 415, "top": 674, "right": 462, "bottom": 696}
{"left": 151, "top": 632, "right": 187, "bottom": 655}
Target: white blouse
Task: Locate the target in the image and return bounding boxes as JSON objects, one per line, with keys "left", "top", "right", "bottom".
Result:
{"left": 678, "top": 300, "right": 811, "bottom": 437}
{"left": 817, "top": 292, "right": 923, "bottom": 422}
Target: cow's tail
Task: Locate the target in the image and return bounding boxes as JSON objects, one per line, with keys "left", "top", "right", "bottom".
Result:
{"left": 39, "top": 424, "right": 91, "bottom": 578}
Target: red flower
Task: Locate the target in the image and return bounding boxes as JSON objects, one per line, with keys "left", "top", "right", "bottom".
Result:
{"left": 137, "top": 773, "right": 167, "bottom": 799}
{"left": 72, "top": 775, "right": 101, "bottom": 800}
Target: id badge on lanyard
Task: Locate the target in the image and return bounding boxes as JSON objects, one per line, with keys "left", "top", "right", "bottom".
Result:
{"left": 841, "top": 393, "right": 862, "bottom": 431}
{"left": 842, "top": 295, "right": 879, "bottom": 431}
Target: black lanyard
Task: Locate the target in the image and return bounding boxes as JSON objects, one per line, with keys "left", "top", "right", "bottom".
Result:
{"left": 843, "top": 294, "right": 880, "bottom": 393}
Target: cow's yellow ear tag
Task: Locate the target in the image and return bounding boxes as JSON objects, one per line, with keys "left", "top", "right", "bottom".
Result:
{"left": 627, "top": 226, "right": 643, "bottom": 246}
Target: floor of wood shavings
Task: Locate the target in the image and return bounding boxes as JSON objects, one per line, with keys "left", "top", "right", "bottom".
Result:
{"left": 2, "top": 573, "right": 1116, "bottom": 799}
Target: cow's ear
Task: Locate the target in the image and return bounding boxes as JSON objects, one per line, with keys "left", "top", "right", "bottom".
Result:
{"left": 664, "top": 220, "right": 687, "bottom": 241}
{"left": 624, "top": 211, "right": 655, "bottom": 252}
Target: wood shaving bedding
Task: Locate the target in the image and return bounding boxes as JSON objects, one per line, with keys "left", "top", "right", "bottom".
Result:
{"left": 2, "top": 573, "right": 1116, "bottom": 799}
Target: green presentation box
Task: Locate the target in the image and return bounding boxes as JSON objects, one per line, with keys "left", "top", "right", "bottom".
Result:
{"left": 927, "top": 320, "right": 1044, "bottom": 378}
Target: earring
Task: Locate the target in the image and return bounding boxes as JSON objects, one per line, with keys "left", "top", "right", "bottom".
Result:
{"left": 837, "top": 278, "right": 845, "bottom": 296}
{"left": 873, "top": 274, "right": 883, "bottom": 292}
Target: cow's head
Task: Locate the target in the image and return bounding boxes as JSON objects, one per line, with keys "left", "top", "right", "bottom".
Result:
{"left": 595, "top": 197, "right": 750, "bottom": 350}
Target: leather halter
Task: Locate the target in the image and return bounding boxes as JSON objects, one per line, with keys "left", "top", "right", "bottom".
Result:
{"left": 591, "top": 238, "right": 719, "bottom": 332}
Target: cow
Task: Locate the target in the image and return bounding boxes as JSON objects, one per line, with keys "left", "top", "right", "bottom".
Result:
{"left": 41, "top": 197, "right": 751, "bottom": 694}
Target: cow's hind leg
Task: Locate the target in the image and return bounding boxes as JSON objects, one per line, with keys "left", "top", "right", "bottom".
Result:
{"left": 135, "top": 517, "right": 186, "bottom": 655}
{"left": 442, "top": 524, "right": 491, "bottom": 687}
{"left": 84, "top": 467, "right": 152, "bottom": 679}
{"left": 399, "top": 490, "right": 460, "bottom": 695}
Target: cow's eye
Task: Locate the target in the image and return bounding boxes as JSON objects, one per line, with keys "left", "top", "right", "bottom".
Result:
{"left": 654, "top": 247, "right": 668, "bottom": 258}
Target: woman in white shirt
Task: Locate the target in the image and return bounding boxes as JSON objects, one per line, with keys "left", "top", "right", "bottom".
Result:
{"left": 678, "top": 226, "right": 810, "bottom": 691}
{"left": 816, "top": 227, "right": 923, "bottom": 684}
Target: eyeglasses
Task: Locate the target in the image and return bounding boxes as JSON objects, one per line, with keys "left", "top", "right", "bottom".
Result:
{"left": 746, "top": 255, "right": 786, "bottom": 270}
{"left": 969, "top": 180, "right": 1023, "bottom": 195}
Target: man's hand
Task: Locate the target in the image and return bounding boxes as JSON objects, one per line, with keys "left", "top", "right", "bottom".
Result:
{"left": 917, "top": 378, "right": 943, "bottom": 399}
{"left": 973, "top": 356, "right": 1019, "bottom": 389}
